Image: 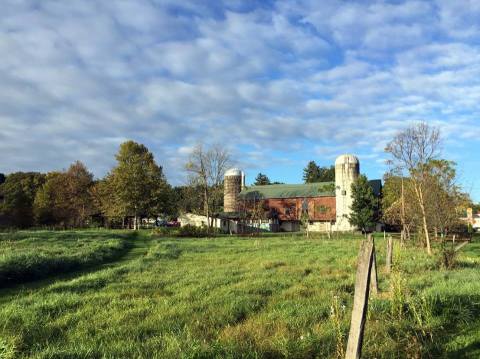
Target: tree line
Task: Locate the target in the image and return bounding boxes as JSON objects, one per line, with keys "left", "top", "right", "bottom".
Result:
{"left": 1, "top": 123, "right": 477, "bottom": 242}
{"left": 0, "top": 141, "right": 195, "bottom": 229}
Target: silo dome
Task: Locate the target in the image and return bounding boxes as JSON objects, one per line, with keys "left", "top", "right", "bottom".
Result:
{"left": 335, "top": 154, "right": 359, "bottom": 166}
{"left": 225, "top": 168, "right": 242, "bottom": 177}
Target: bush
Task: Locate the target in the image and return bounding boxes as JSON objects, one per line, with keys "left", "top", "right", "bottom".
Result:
{"left": 438, "top": 243, "right": 457, "bottom": 269}
{"left": 176, "top": 224, "right": 220, "bottom": 238}
{"left": 151, "top": 227, "right": 177, "bottom": 237}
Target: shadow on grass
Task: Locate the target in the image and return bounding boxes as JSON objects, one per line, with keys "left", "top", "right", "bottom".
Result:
{"left": 425, "top": 293, "right": 480, "bottom": 357}
{"left": 455, "top": 261, "right": 480, "bottom": 269}
{"left": 447, "top": 341, "right": 480, "bottom": 358}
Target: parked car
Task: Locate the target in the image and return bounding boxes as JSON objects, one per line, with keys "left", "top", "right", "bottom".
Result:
{"left": 155, "top": 219, "right": 168, "bottom": 227}
{"left": 167, "top": 220, "right": 180, "bottom": 227}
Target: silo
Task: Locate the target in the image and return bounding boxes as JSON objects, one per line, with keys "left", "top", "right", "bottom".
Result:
{"left": 334, "top": 154, "right": 360, "bottom": 231}
{"left": 224, "top": 168, "right": 243, "bottom": 213}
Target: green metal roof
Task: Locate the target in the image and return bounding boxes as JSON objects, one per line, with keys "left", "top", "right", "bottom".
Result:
{"left": 239, "top": 182, "right": 335, "bottom": 200}
{"left": 239, "top": 180, "right": 382, "bottom": 200}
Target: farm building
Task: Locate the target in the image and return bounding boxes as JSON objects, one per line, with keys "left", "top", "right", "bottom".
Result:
{"left": 220, "top": 154, "right": 382, "bottom": 233}
{"left": 462, "top": 208, "right": 480, "bottom": 232}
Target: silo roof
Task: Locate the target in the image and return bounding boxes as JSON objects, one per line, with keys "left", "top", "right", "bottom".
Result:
{"left": 225, "top": 168, "right": 242, "bottom": 176}
{"left": 335, "top": 154, "right": 359, "bottom": 165}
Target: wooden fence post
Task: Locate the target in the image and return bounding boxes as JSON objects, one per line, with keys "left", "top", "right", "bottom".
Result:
{"left": 370, "top": 243, "right": 378, "bottom": 295}
{"left": 346, "top": 235, "right": 375, "bottom": 359}
{"left": 386, "top": 235, "right": 393, "bottom": 274}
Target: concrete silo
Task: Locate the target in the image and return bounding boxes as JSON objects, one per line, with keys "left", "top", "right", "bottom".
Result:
{"left": 224, "top": 168, "right": 243, "bottom": 213}
{"left": 334, "top": 154, "right": 360, "bottom": 231}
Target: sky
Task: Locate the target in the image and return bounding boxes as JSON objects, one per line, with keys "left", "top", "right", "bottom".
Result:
{"left": 1, "top": 0, "right": 479, "bottom": 201}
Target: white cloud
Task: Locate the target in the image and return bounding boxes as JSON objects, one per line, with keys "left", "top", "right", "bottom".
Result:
{"left": 0, "top": 0, "right": 479, "bottom": 199}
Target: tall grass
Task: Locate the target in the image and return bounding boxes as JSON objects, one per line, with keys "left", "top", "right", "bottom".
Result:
{"left": 0, "top": 230, "right": 130, "bottom": 287}
{"left": 0, "top": 231, "right": 478, "bottom": 358}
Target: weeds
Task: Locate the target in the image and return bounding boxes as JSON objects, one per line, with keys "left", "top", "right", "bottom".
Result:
{"left": 330, "top": 294, "right": 346, "bottom": 358}
{"left": 390, "top": 269, "right": 408, "bottom": 320}
{"left": 438, "top": 240, "right": 457, "bottom": 269}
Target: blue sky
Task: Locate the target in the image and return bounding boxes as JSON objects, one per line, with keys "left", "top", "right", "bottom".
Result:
{"left": 1, "top": 0, "right": 479, "bottom": 201}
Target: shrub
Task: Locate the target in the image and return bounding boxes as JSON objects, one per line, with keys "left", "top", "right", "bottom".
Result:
{"left": 151, "top": 227, "right": 177, "bottom": 237}
{"left": 176, "top": 224, "right": 220, "bottom": 238}
{"left": 438, "top": 243, "right": 457, "bottom": 269}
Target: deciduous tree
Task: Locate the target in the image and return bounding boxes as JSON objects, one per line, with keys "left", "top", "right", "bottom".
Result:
{"left": 108, "top": 141, "right": 171, "bottom": 230}
{"left": 34, "top": 162, "right": 95, "bottom": 227}
{"left": 385, "top": 122, "right": 441, "bottom": 255}
{"left": 186, "top": 143, "right": 231, "bottom": 230}
{"left": 0, "top": 172, "right": 45, "bottom": 227}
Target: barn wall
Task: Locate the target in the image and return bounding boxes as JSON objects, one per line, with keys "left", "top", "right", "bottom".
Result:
{"left": 263, "top": 196, "right": 336, "bottom": 221}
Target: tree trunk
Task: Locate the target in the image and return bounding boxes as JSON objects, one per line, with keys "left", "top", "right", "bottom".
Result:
{"left": 203, "top": 182, "right": 210, "bottom": 233}
{"left": 401, "top": 177, "right": 406, "bottom": 243}
{"left": 419, "top": 197, "right": 431, "bottom": 255}
{"left": 413, "top": 182, "right": 432, "bottom": 255}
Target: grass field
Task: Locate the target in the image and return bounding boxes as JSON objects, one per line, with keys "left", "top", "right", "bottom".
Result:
{"left": 0, "top": 230, "right": 479, "bottom": 358}
{"left": 0, "top": 231, "right": 130, "bottom": 288}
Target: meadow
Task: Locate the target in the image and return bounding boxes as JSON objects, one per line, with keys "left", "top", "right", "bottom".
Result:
{"left": 0, "top": 230, "right": 479, "bottom": 358}
{"left": 0, "top": 231, "right": 130, "bottom": 287}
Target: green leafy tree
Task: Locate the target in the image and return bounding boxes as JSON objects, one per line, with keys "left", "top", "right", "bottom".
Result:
{"left": 34, "top": 162, "right": 95, "bottom": 227}
{"left": 318, "top": 165, "right": 335, "bottom": 182}
{"left": 254, "top": 173, "right": 271, "bottom": 185}
{"left": 0, "top": 172, "right": 45, "bottom": 227}
{"left": 303, "top": 161, "right": 321, "bottom": 183}
{"left": 303, "top": 161, "right": 335, "bottom": 183}
{"left": 108, "top": 141, "right": 172, "bottom": 229}
{"left": 91, "top": 175, "right": 126, "bottom": 228}
{"left": 0, "top": 173, "right": 5, "bottom": 185}
{"left": 173, "top": 185, "right": 203, "bottom": 216}
{"left": 349, "top": 175, "right": 379, "bottom": 234}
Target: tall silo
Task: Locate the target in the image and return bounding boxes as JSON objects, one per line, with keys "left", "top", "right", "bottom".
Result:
{"left": 334, "top": 154, "right": 360, "bottom": 231}
{"left": 224, "top": 168, "right": 243, "bottom": 213}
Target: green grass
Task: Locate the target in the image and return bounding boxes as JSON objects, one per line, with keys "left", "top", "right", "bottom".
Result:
{"left": 0, "top": 230, "right": 130, "bottom": 287}
{"left": 0, "top": 231, "right": 479, "bottom": 358}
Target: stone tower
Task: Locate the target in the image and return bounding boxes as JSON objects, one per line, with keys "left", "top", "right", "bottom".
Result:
{"left": 224, "top": 168, "right": 243, "bottom": 213}
{"left": 335, "top": 154, "right": 360, "bottom": 231}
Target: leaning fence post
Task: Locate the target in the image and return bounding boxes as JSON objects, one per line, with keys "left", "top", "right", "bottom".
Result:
{"left": 346, "top": 235, "right": 375, "bottom": 359}
{"left": 386, "top": 235, "right": 393, "bottom": 274}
